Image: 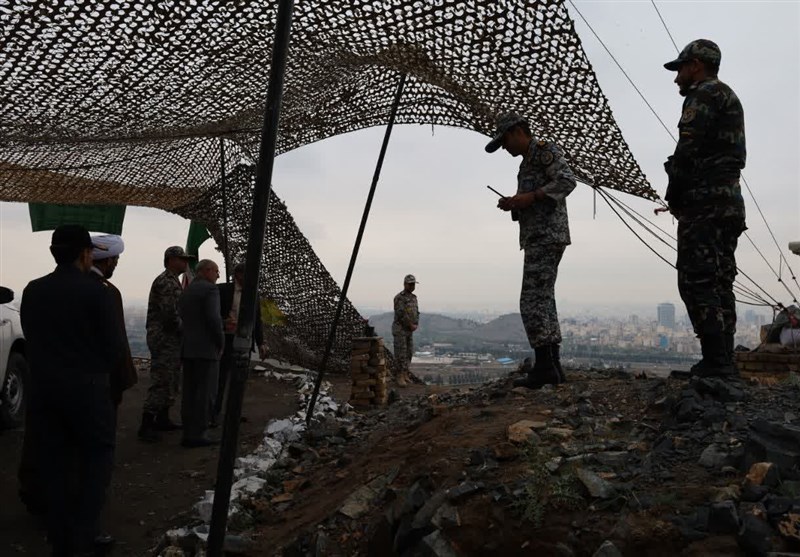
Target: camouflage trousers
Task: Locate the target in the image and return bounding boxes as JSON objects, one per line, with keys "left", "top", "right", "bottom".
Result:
{"left": 393, "top": 333, "right": 414, "bottom": 373}
{"left": 521, "top": 244, "right": 566, "bottom": 348}
{"left": 143, "top": 337, "right": 181, "bottom": 414}
{"left": 677, "top": 217, "right": 745, "bottom": 336}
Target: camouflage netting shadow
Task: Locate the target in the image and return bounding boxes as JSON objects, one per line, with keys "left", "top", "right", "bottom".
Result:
{"left": 0, "top": 0, "right": 658, "bottom": 372}
{"left": 177, "top": 162, "right": 394, "bottom": 373}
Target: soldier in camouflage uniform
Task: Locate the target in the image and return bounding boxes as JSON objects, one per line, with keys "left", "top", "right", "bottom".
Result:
{"left": 138, "top": 246, "right": 194, "bottom": 441}
{"left": 486, "top": 112, "right": 576, "bottom": 388}
{"left": 392, "top": 274, "right": 419, "bottom": 387}
{"left": 663, "top": 39, "right": 746, "bottom": 378}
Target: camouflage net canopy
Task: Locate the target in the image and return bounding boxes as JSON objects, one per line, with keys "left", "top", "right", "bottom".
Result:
{"left": 0, "top": 0, "right": 658, "bottom": 372}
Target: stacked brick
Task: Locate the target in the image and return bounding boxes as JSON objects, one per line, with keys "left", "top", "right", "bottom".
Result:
{"left": 737, "top": 351, "right": 800, "bottom": 381}
{"left": 349, "top": 337, "right": 388, "bottom": 408}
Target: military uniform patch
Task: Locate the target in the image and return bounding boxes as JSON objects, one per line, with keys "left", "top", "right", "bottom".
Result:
{"left": 538, "top": 150, "right": 554, "bottom": 166}
{"left": 680, "top": 107, "right": 696, "bottom": 124}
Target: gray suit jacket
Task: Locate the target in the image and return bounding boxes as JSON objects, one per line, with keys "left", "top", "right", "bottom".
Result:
{"left": 178, "top": 278, "right": 224, "bottom": 361}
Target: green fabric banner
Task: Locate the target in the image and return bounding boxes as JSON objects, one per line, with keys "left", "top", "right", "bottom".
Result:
{"left": 186, "top": 220, "right": 211, "bottom": 271}
{"left": 28, "top": 203, "right": 126, "bottom": 234}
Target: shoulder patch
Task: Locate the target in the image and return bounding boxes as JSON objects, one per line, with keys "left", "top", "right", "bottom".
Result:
{"left": 538, "top": 150, "right": 554, "bottom": 166}
{"left": 680, "top": 107, "right": 696, "bottom": 124}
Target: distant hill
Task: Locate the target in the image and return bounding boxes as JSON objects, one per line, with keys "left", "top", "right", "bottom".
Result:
{"left": 470, "top": 313, "right": 528, "bottom": 344}
{"left": 366, "top": 311, "right": 527, "bottom": 346}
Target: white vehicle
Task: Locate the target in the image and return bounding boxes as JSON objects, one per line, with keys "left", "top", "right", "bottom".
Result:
{"left": 0, "top": 286, "right": 27, "bottom": 428}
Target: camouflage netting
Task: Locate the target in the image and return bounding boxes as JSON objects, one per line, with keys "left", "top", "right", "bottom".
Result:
{"left": 0, "top": 0, "right": 658, "bottom": 372}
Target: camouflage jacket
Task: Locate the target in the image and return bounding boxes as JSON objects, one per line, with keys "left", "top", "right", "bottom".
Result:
{"left": 664, "top": 77, "right": 746, "bottom": 221}
{"left": 392, "top": 290, "right": 419, "bottom": 335}
{"left": 515, "top": 139, "right": 577, "bottom": 248}
{"left": 145, "top": 269, "right": 183, "bottom": 338}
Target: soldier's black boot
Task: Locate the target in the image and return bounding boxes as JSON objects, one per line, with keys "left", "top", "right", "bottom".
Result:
{"left": 696, "top": 334, "right": 737, "bottom": 378}
{"left": 138, "top": 411, "right": 161, "bottom": 442}
{"left": 513, "top": 358, "right": 534, "bottom": 387}
{"left": 551, "top": 344, "right": 566, "bottom": 384}
{"left": 154, "top": 408, "right": 182, "bottom": 431}
{"left": 514, "top": 347, "right": 559, "bottom": 389}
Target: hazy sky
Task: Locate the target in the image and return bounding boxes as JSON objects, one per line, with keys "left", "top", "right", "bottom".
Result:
{"left": 1, "top": 1, "right": 798, "bottom": 317}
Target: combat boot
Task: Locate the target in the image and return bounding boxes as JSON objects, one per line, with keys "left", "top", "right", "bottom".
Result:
{"left": 138, "top": 412, "right": 161, "bottom": 442}
{"left": 696, "top": 334, "right": 737, "bottom": 378}
{"left": 514, "top": 347, "right": 559, "bottom": 389}
{"left": 154, "top": 408, "right": 182, "bottom": 431}
{"left": 551, "top": 344, "right": 566, "bottom": 384}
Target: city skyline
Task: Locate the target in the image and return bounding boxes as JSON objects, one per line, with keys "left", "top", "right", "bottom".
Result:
{"left": 1, "top": 2, "right": 798, "bottom": 312}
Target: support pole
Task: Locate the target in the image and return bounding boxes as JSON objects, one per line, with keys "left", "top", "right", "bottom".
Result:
{"left": 220, "top": 137, "right": 230, "bottom": 282}
{"left": 305, "top": 73, "right": 407, "bottom": 425}
{"left": 206, "top": 0, "right": 295, "bottom": 554}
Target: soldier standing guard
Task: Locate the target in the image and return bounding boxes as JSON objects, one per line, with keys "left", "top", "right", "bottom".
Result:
{"left": 663, "top": 39, "right": 747, "bottom": 378}
{"left": 392, "top": 274, "right": 419, "bottom": 387}
{"left": 139, "top": 246, "right": 195, "bottom": 442}
{"left": 486, "top": 112, "right": 576, "bottom": 388}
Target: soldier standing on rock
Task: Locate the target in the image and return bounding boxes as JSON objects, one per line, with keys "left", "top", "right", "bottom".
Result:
{"left": 392, "top": 274, "right": 419, "bottom": 387}
{"left": 139, "top": 246, "right": 195, "bottom": 442}
{"left": 662, "top": 39, "right": 746, "bottom": 378}
{"left": 486, "top": 112, "right": 576, "bottom": 389}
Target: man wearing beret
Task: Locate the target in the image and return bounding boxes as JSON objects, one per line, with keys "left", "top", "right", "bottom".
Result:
{"left": 486, "top": 112, "right": 576, "bottom": 388}
{"left": 663, "top": 39, "right": 747, "bottom": 378}
{"left": 138, "top": 246, "right": 194, "bottom": 442}
{"left": 20, "top": 224, "right": 123, "bottom": 555}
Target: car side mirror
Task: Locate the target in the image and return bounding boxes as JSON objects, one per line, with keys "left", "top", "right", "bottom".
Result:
{"left": 0, "top": 286, "right": 14, "bottom": 304}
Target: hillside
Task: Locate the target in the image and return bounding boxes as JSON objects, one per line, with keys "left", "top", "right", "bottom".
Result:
{"left": 367, "top": 311, "right": 527, "bottom": 346}
{"left": 159, "top": 369, "right": 800, "bottom": 556}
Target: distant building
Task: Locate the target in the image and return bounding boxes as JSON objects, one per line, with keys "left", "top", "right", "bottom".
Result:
{"left": 657, "top": 303, "right": 676, "bottom": 330}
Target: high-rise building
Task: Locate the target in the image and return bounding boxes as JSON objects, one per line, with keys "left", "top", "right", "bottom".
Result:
{"left": 657, "top": 303, "right": 676, "bottom": 330}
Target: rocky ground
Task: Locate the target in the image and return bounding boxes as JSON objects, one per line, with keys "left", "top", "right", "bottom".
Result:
{"left": 166, "top": 365, "right": 800, "bottom": 556}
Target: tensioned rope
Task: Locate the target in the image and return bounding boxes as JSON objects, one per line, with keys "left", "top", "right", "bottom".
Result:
{"left": 572, "top": 0, "right": 796, "bottom": 306}
{"left": 650, "top": 0, "right": 800, "bottom": 303}
{"left": 602, "top": 191, "right": 779, "bottom": 307}
{"left": 597, "top": 186, "right": 778, "bottom": 308}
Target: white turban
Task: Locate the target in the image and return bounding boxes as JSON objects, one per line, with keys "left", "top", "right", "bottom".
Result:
{"left": 91, "top": 234, "right": 125, "bottom": 260}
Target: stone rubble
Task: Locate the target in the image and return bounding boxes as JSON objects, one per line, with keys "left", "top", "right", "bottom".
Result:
{"left": 154, "top": 360, "right": 341, "bottom": 556}
{"left": 160, "top": 363, "right": 800, "bottom": 555}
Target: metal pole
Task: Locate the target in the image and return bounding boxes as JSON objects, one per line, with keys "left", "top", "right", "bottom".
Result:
{"left": 305, "top": 73, "right": 407, "bottom": 425}
{"left": 220, "top": 137, "right": 230, "bottom": 283}
{"left": 207, "top": 0, "right": 295, "bottom": 553}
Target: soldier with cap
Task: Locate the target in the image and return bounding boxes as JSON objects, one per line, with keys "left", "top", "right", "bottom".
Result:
{"left": 663, "top": 39, "right": 747, "bottom": 378}
{"left": 20, "top": 224, "right": 123, "bottom": 555}
{"left": 486, "top": 112, "right": 576, "bottom": 388}
{"left": 139, "top": 245, "right": 194, "bottom": 442}
{"left": 392, "top": 274, "right": 419, "bottom": 387}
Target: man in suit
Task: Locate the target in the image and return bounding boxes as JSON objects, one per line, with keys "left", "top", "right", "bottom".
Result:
{"left": 20, "top": 224, "right": 123, "bottom": 556}
{"left": 178, "top": 259, "right": 224, "bottom": 447}
{"left": 17, "top": 233, "right": 135, "bottom": 552}
{"left": 213, "top": 263, "right": 267, "bottom": 422}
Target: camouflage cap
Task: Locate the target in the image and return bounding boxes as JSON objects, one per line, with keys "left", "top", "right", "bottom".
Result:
{"left": 164, "top": 245, "right": 195, "bottom": 259}
{"left": 404, "top": 274, "right": 419, "bottom": 284}
{"left": 664, "top": 39, "right": 721, "bottom": 71}
{"left": 485, "top": 111, "right": 528, "bottom": 153}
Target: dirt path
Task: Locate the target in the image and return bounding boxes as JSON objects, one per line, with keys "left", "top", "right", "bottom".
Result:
{"left": 0, "top": 366, "right": 300, "bottom": 556}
